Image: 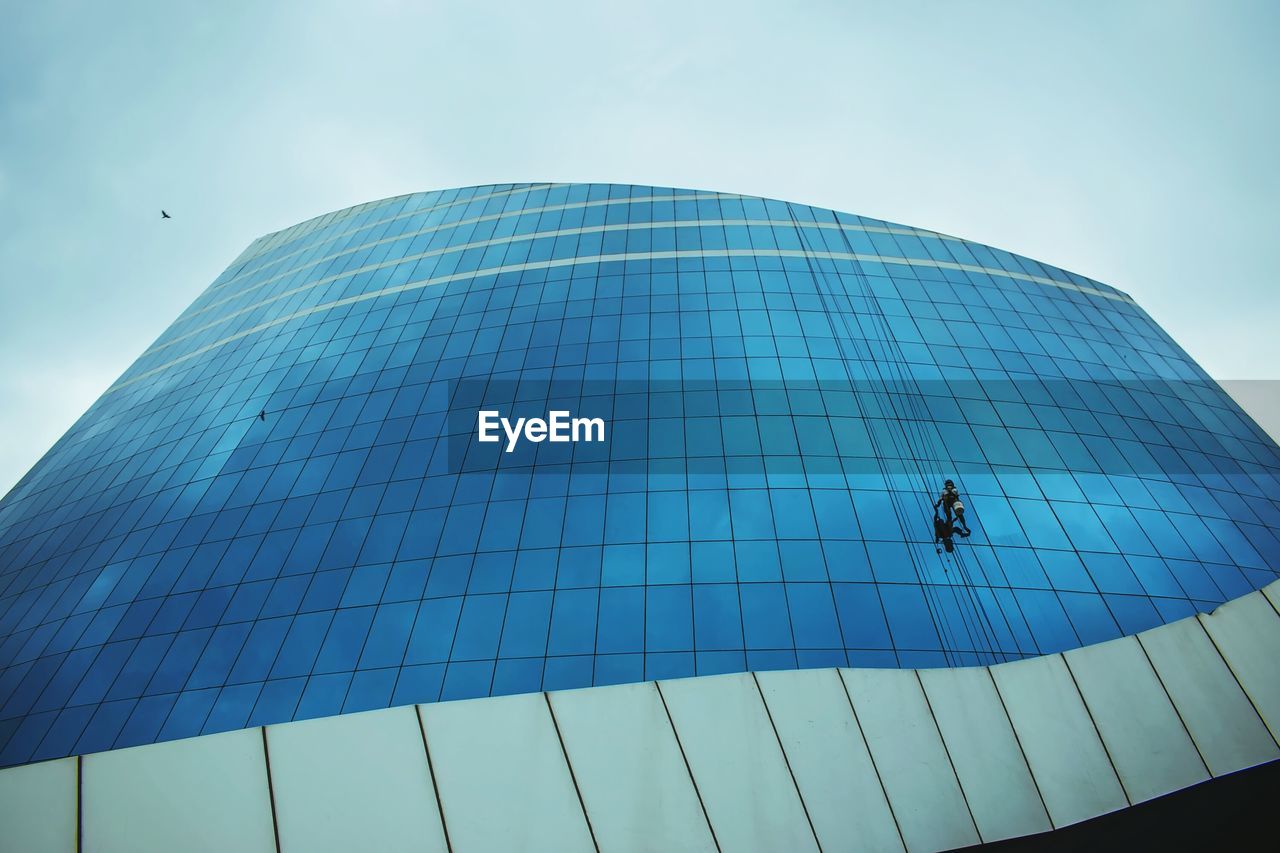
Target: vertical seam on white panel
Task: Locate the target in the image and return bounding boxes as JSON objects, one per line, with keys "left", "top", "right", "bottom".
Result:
{"left": 835, "top": 669, "right": 907, "bottom": 852}
{"left": 414, "top": 705, "right": 454, "bottom": 853}
{"left": 984, "top": 666, "right": 1054, "bottom": 827}
{"left": 260, "top": 727, "right": 283, "bottom": 853}
{"left": 1133, "top": 635, "right": 1213, "bottom": 778}
{"left": 1260, "top": 583, "right": 1280, "bottom": 618}
{"left": 653, "top": 681, "right": 722, "bottom": 853}
{"left": 1059, "top": 656, "right": 1132, "bottom": 808}
{"left": 750, "top": 672, "right": 824, "bottom": 853}
{"left": 912, "top": 669, "right": 984, "bottom": 843}
{"left": 1195, "top": 611, "right": 1280, "bottom": 749}
{"left": 76, "top": 754, "right": 83, "bottom": 853}
{"left": 543, "top": 692, "right": 601, "bottom": 853}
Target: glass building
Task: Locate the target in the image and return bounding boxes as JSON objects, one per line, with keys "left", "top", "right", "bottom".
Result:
{"left": 1, "top": 182, "right": 1277, "bottom": 769}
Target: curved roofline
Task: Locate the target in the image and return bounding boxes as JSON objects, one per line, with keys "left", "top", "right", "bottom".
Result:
{"left": 244, "top": 182, "right": 1132, "bottom": 301}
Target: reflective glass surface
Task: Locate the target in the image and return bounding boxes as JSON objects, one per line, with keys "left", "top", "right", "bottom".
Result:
{"left": 1, "top": 183, "right": 1278, "bottom": 767}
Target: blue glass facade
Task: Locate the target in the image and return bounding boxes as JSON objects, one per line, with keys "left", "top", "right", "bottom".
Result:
{"left": 1, "top": 183, "right": 1277, "bottom": 768}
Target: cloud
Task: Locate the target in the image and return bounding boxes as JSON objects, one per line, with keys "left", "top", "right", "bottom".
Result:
{"left": 1, "top": 0, "right": 1278, "bottom": 495}
{"left": 0, "top": 361, "right": 122, "bottom": 499}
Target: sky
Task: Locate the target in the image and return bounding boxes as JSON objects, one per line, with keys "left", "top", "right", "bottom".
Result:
{"left": 1, "top": 0, "right": 1278, "bottom": 497}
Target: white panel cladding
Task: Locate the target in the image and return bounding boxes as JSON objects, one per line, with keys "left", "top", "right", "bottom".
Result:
{"left": 81, "top": 727, "right": 276, "bottom": 853}
{"left": 755, "top": 669, "right": 904, "bottom": 853}
{"left": 264, "top": 705, "right": 448, "bottom": 853}
{"left": 841, "top": 668, "right": 980, "bottom": 852}
{"left": 1263, "top": 581, "right": 1280, "bottom": 614}
{"left": 917, "top": 666, "right": 1051, "bottom": 843}
{"left": 1197, "top": 591, "right": 1280, "bottom": 741}
{"left": 1064, "top": 636, "right": 1209, "bottom": 803}
{"left": 548, "top": 681, "right": 717, "bottom": 853}
{"left": 2, "top": 580, "right": 1277, "bottom": 853}
{"left": 0, "top": 756, "right": 75, "bottom": 853}
{"left": 658, "top": 672, "right": 820, "bottom": 853}
{"left": 419, "top": 691, "right": 595, "bottom": 853}
{"left": 1138, "top": 617, "right": 1278, "bottom": 775}
{"left": 990, "top": 654, "right": 1128, "bottom": 828}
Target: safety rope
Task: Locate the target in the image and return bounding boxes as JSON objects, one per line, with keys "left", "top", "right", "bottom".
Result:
{"left": 785, "top": 206, "right": 964, "bottom": 664}
{"left": 840, "top": 252, "right": 1006, "bottom": 664}
{"left": 791, "top": 207, "right": 1007, "bottom": 663}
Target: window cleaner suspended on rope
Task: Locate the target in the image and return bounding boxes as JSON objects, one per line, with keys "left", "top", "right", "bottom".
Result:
{"left": 934, "top": 479, "right": 971, "bottom": 535}
{"left": 933, "top": 479, "right": 972, "bottom": 553}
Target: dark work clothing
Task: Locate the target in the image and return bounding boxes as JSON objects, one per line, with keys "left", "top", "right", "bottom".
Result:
{"left": 934, "top": 516, "right": 956, "bottom": 552}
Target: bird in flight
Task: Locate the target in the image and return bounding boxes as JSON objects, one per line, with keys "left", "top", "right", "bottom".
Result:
{"left": 161, "top": 210, "right": 172, "bottom": 219}
{"left": 258, "top": 409, "right": 266, "bottom": 421}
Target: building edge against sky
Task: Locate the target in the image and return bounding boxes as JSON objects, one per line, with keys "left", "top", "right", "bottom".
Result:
{"left": 0, "top": 183, "right": 1278, "bottom": 771}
